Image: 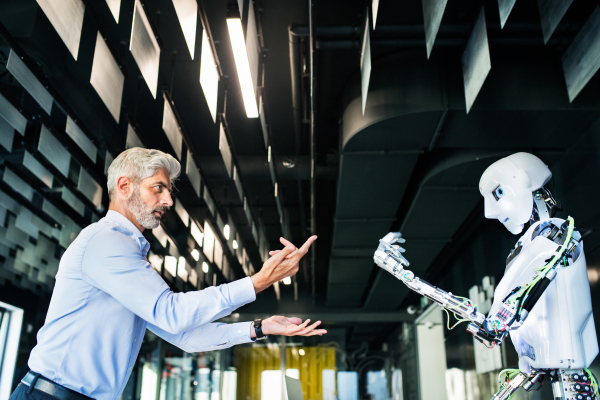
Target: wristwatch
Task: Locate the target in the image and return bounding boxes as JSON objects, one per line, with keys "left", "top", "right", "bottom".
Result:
{"left": 253, "top": 319, "right": 268, "bottom": 340}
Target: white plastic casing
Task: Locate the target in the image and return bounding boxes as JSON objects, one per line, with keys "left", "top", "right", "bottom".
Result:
{"left": 479, "top": 153, "right": 552, "bottom": 235}
{"left": 489, "top": 218, "right": 598, "bottom": 370}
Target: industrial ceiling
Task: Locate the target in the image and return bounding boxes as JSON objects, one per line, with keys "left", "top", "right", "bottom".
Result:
{"left": 1, "top": 0, "right": 600, "bottom": 352}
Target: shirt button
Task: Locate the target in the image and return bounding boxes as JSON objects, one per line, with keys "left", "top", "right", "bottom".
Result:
{"left": 134, "top": 338, "right": 136, "bottom": 342}
{"left": 238, "top": 330, "right": 241, "bottom": 334}
{"left": 211, "top": 346, "right": 214, "bottom": 349}
{"left": 239, "top": 339, "right": 242, "bottom": 342}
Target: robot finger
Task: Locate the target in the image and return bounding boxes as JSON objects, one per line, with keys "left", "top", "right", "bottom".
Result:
{"left": 382, "top": 232, "right": 406, "bottom": 244}
{"left": 391, "top": 245, "right": 406, "bottom": 253}
{"left": 393, "top": 253, "right": 410, "bottom": 266}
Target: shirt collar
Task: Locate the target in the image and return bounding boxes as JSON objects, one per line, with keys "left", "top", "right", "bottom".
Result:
{"left": 104, "top": 210, "right": 150, "bottom": 256}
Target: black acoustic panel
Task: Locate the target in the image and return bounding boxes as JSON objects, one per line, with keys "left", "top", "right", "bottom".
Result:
{"left": 328, "top": 257, "right": 374, "bottom": 285}
{"left": 562, "top": 6, "right": 600, "bottom": 102}
{"left": 538, "top": 0, "right": 573, "bottom": 44}
{"left": 360, "top": 14, "right": 371, "bottom": 114}
{"left": 462, "top": 7, "right": 490, "bottom": 114}
{"left": 498, "top": 0, "right": 517, "bottom": 28}
{"left": 422, "top": 0, "right": 448, "bottom": 58}
{"left": 335, "top": 153, "right": 419, "bottom": 219}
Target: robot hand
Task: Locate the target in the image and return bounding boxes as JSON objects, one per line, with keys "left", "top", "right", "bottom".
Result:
{"left": 374, "top": 232, "right": 411, "bottom": 281}
{"left": 376, "top": 232, "right": 409, "bottom": 265}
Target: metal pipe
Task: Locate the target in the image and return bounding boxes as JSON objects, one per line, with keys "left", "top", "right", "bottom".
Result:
{"left": 288, "top": 26, "right": 307, "bottom": 302}
{"left": 288, "top": 25, "right": 302, "bottom": 155}
{"left": 309, "top": 0, "right": 316, "bottom": 302}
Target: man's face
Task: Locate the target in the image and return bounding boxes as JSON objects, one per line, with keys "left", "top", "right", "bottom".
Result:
{"left": 126, "top": 169, "right": 173, "bottom": 229}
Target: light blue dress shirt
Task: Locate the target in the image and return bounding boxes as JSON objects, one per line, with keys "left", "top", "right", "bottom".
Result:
{"left": 28, "top": 211, "right": 256, "bottom": 400}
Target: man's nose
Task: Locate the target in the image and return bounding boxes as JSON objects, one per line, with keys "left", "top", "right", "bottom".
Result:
{"left": 484, "top": 197, "right": 499, "bottom": 219}
{"left": 162, "top": 190, "right": 174, "bottom": 207}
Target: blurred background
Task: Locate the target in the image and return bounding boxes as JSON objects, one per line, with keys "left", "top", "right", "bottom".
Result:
{"left": 0, "top": 0, "right": 600, "bottom": 399}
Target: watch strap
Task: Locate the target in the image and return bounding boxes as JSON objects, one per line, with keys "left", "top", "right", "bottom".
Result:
{"left": 254, "top": 319, "right": 267, "bottom": 340}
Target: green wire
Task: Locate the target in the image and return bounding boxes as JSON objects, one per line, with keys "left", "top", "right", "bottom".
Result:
{"left": 497, "top": 369, "right": 520, "bottom": 383}
{"left": 585, "top": 369, "right": 599, "bottom": 397}
{"left": 443, "top": 308, "right": 469, "bottom": 330}
{"left": 519, "top": 216, "right": 575, "bottom": 313}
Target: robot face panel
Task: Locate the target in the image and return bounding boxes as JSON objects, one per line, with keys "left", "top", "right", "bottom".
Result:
{"left": 480, "top": 158, "right": 535, "bottom": 235}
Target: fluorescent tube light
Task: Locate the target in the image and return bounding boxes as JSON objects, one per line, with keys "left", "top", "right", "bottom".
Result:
{"left": 200, "top": 29, "right": 219, "bottom": 122}
{"left": 224, "top": 224, "right": 230, "bottom": 240}
{"left": 226, "top": 17, "right": 259, "bottom": 118}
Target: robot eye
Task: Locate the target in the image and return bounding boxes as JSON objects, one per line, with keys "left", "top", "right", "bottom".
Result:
{"left": 492, "top": 185, "right": 504, "bottom": 201}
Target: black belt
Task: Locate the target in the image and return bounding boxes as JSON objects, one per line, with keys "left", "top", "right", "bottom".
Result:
{"left": 21, "top": 372, "right": 93, "bottom": 400}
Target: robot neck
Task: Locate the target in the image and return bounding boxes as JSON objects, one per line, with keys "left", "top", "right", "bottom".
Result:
{"left": 530, "top": 188, "right": 561, "bottom": 223}
{"left": 531, "top": 196, "right": 551, "bottom": 222}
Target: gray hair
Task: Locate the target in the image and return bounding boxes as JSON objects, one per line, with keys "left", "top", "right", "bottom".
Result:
{"left": 107, "top": 147, "right": 181, "bottom": 200}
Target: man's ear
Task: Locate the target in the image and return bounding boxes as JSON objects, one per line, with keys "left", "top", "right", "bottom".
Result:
{"left": 116, "top": 176, "right": 132, "bottom": 199}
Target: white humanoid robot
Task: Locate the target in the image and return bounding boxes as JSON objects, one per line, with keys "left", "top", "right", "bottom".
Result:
{"left": 374, "top": 153, "right": 599, "bottom": 400}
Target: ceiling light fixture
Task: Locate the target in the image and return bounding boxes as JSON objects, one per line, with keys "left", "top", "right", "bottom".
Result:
{"left": 282, "top": 276, "right": 291, "bottom": 285}
{"left": 202, "top": 262, "right": 209, "bottom": 273}
{"left": 226, "top": 7, "right": 259, "bottom": 118}
{"left": 191, "top": 249, "right": 200, "bottom": 261}
{"left": 299, "top": 349, "right": 305, "bottom": 356}
{"left": 233, "top": 240, "right": 238, "bottom": 249}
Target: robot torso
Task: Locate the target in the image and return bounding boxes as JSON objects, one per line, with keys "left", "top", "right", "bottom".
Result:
{"left": 489, "top": 218, "right": 598, "bottom": 371}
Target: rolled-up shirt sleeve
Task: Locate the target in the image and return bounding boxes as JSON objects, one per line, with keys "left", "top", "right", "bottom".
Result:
{"left": 148, "top": 321, "right": 255, "bottom": 353}
{"left": 81, "top": 226, "right": 256, "bottom": 335}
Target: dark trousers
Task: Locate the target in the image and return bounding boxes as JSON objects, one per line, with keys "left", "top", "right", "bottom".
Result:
{"left": 9, "top": 383, "right": 53, "bottom": 400}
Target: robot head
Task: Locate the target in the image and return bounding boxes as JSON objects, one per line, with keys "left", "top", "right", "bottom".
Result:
{"left": 479, "top": 153, "right": 552, "bottom": 234}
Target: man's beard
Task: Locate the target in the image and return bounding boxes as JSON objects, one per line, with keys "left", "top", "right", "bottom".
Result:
{"left": 126, "top": 188, "right": 168, "bottom": 230}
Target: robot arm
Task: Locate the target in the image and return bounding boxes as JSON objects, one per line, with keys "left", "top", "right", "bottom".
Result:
{"left": 374, "top": 232, "right": 496, "bottom": 344}
{"left": 374, "top": 217, "right": 577, "bottom": 347}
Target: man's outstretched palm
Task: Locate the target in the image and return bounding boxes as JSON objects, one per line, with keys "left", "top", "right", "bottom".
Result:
{"left": 261, "top": 316, "right": 326, "bottom": 337}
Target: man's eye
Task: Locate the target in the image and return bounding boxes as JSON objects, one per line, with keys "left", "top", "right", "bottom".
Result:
{"left": 492, "top": 185, "right": 504, "bottom": 201}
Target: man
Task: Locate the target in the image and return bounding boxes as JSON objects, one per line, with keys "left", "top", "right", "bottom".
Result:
{"left": 10, "top": 148, "right": 324, "bottom": 400}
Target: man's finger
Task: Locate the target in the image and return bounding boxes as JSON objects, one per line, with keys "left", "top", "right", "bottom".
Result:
{"left": 279, "top": 237, "right": 297, "bottom": 251}
{"left": 298, "top": 319, "right": 311, "bottom": 329}
{"left": 297, "top": 320, "right": 321, "bottom": 335}
{"left": 304, "top": 329, "right": 327, "bottom": 336}
{"left": 298, "top": 235, "right": 318, "bottom": 254}
{"left": 268, "top": 245, "right": 295, "bottom": 264}
{"left": 269, "top": 250, "right": 297, "bottom": 259}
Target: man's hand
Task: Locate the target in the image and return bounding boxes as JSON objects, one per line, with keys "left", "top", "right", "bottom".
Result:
{"left": 250, "top": 316, "right": 327, "bottom": 338}
{"left": 250, "top": 236, "right": 317, "bottom": 293}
